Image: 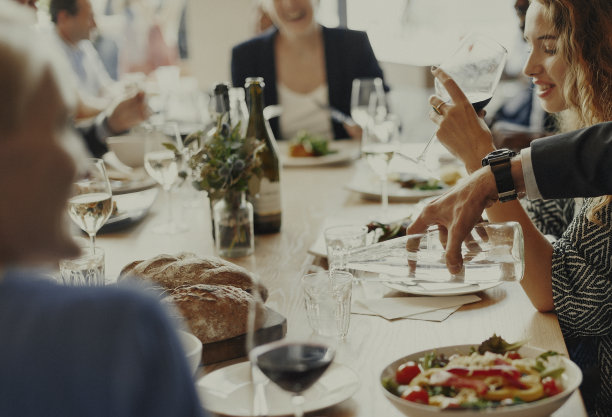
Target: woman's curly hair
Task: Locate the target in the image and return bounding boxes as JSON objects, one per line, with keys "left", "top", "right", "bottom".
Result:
{"left": 535, "top": 0, "right": 612, "bottom": 223}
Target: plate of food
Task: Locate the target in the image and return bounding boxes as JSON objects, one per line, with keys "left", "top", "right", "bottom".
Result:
{"left": 380, "top": 335, "right": 582, "bottom": 417}
{"left": 197, "top": 360, "right": 360, "bottom": 416}
{"left": 347, "top": 167, "right": 448, "bottom": 202}
{"left": 277, "top": 132, "right": 360, "bottom": 167}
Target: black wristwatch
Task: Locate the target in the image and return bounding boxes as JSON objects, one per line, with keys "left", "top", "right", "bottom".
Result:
{"left": 481, "top": 149, "right": 518, "bottom": 202}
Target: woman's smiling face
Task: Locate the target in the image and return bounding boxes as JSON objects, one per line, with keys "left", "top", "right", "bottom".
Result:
{"left": 264, "top": 0, "right": 317, "bottom": 38}
{"left": 522, "top": 1, "right": 569, "bottom": 113}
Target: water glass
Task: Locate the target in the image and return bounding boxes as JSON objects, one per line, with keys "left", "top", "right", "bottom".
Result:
{"left": 302, "top": 270, "right": 353, "bottom": 339}
{"left": 324, "top": 225, "right": 368, "bottom": 271}
{"left": 59, "top": 247, "right": 105, "bottom": 286}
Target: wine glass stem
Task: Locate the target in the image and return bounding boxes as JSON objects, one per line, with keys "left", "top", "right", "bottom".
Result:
{"left": 380, "top": 167, "right": 389, "bottom": 221}
{"left": 89, "top": 233, "right": 96, "bottom": 254}
{"left": 291, "top": 394, "right": 305, "bottom": 417}
{"left": 166, "top": 189, "right": 174, "bottom": 227}
{"left": 417, "top": 131, "right": 438, "bottom": 162}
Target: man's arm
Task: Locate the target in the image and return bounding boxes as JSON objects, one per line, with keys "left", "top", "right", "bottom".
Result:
{"left": 530, "top": 121, "right": 612, "bottom": 198}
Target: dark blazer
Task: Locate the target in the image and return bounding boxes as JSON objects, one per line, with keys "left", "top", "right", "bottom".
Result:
{"left": 531, "top": 122, "right": 612, "bottom": 199}
{"left": 231, "top": 26, "right": 387, "bottom": 140}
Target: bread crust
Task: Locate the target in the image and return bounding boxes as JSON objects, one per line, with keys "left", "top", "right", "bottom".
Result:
{"left": 162, "top": 284, "right": 264, "bottom": 344}
{"left": 119, "top": 252, "right": 267, "bottom": 300}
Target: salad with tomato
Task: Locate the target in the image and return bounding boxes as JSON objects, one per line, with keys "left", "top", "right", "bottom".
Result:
{"left": 382, "top": 335, "right": 566, "bottom": 410}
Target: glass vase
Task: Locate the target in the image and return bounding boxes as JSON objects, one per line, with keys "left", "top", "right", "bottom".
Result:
{"left": 213, "top": 191, "right": 254, "bottom": 257}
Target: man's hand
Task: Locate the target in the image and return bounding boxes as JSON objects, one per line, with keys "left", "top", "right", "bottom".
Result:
{"left": 405, "top": 166, "right": 499, "bottom": 273}
{"left": 107, "top": 91, "right": 149, "bottom": 134}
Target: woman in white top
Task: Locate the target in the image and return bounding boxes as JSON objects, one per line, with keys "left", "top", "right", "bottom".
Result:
{"left": 231, "top": 0, "right": 388, "bottom": 140}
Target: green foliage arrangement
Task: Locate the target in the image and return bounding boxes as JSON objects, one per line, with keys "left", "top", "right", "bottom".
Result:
{"left": 186, "top": 118, "right": 264, "bottom": 201}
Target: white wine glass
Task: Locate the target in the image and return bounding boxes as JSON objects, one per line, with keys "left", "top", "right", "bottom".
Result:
{"left": 67, "top": 158, "right": 113, "bottom": 253}
{"left": 144, "top": 124, "right": 186, "bottom": 234}
{"left": 400, "top": 33, "right": 508, "bottom": 171}
{"left": 246, "top": 277, "right": 336, "bottom": 417}
{"left": 350, "top": 77, "right": 385, "bottom": 143}
{"left": 361, "top": 93, "right": 400, "bottom": 222}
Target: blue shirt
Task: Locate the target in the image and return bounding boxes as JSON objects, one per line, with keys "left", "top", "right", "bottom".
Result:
{"left": 0, "top": 269, "right": 205, "bottom": 417}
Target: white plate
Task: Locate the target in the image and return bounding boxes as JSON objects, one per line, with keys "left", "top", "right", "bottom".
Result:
{"left": 380, "top": 344, "right": 582, "bottom": 417}
{"left": 100, "top": 188, "right": 159, "bottom": 233}
{"left": 346, "top": 177, "right": 445, "bottom": 202}
{"left": 384, "top": 281, "right": 501, "bottom": 296}
{"left": 277, "top": 140, "right": 360, "bottom": 167}
{"left": 197, "top": 361, "right": 360, "bottom": 416}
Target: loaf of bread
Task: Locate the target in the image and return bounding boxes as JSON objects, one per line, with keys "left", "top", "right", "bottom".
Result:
{"left": 162, "top": 284, "right": 265, "bottom": 344}
{"left": 119, "top": 252, "right": 267, "bottom": 301}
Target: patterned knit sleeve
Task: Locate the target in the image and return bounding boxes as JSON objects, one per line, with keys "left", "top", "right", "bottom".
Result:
{"left": 551, "top": 199, "right": 612, "bottom": 338}
{"left": 521, "top": 197, "right": 575, "bottom": 240}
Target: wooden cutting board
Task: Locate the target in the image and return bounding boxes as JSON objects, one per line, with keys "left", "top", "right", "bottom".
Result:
{"left": 201, "top": 307, "right": 287, "bottom": 365}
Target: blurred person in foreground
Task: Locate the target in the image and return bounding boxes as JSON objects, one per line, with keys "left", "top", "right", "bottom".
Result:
{"left": 0, "top": 4, "right": 204, "bottom": 417}
{"left": 421, "top": 0, "right": 612, "bottom": 413}
{"left": 231, "top": 0, "right": 387, "bottom": 141}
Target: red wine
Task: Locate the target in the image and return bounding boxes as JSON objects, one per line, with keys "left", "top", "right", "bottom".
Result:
{"left": 253, "top": 342, "right": 334, "bottom": 393}
{"left": 467, "top": 93, "right": 492, "bottom": 112}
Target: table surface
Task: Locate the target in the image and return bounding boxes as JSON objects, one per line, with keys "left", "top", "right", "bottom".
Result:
{"left": 99, "top": 149, "right": 586, "bottom": 417}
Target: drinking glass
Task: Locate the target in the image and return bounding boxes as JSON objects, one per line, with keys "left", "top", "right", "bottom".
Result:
{"left": 401, "top": 33, "right": 508, "bottom": 171}
{"left": 246, "top": 276, "right": 336, "bottom": 417}
{"left": 324, "top": 225, "right": 368, "bottom": 272}
{"left": 144, "top": 124, "right": 186, "bottom": 234}
{"left": 67, "top": 158, "right": 112, "bottom": 253}
{"left": 350, "top": 77, "right": 385, "bottom": 142}
{"left": 361, "top": 103, "right": 400, "bottom": 221}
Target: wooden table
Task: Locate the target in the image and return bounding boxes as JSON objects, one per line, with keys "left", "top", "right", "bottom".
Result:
{"left": 99, "top": 156, "right": 586, "bottom": 417}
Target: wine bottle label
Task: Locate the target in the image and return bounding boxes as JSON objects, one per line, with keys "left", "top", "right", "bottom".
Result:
{"left": 253, "top": 178, "right": 281, "bottom": 215}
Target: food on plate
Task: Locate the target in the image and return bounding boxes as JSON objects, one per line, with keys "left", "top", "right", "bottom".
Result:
{"left": 162, "top": 284, "right": 265, "bottom": 344}
{"left": 389, "top": 172, "right": 444, "bottom": 190}
{"left": 118, "top": 252, "right": 267, "bottom": 300}
{"left": 289, "top": 131, "right": 337, "bottom": 157}
{"left": 382, "top": 335, "right": 567, "bottom": 410}
{"left": 367, "top": 216, "right": 412, "bottom": 242}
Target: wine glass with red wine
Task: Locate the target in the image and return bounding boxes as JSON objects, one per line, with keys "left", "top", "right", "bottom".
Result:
{"left": 404, "top": 33, "right": 507, "bottom": 170}
{"left": 250, "top": 340, "right": 335, "bottom": 417}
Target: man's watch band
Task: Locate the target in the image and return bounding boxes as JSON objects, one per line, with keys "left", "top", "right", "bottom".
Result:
{"left": 481, "top": 149, "right": 518, "bottom": 202}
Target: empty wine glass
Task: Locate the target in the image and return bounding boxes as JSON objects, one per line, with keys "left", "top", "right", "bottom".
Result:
{"left": 400, "top": 33, "right": 508, "bottom": 172}
{"left": 350, "top": 77, "right": 385, "bottom": 142}
{"left": 144, "top": 123, "right": 186, "bottom": 234}
{"left": 361, "top": 94, "right": 400, "bottom": 221}
{"left": 67, "top": 158, "right": 113, "bottom": 253}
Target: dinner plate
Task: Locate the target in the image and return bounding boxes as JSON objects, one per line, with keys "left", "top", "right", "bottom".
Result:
{"left": 384, "top": 281, "right": 501, "bottom": 296}
{"left": 380, "top": 344, "right": 582, "bottom": 417}
{"left": 197, "top": 361, "right": 360, "bottom": 416}
{"left": 99, "top": 187, "right": 159, "bottom": 233}
{"left": 346, "top": 176, "right": 446, "bottom": 202}
{"left": 277, "top": 140, "right": 360, "bottom": 167}
{"left": 108, "top": 170, "right": 158, "bottom": 195}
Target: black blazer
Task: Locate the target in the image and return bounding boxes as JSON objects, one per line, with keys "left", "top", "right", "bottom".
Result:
{"left": 531, "top": 122, "right": 612, "bottom": 198}
{"left": 231, "top": 26, "right": 387, "bottom": 140}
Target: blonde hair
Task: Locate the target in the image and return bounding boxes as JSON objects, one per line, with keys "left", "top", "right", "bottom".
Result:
{"left": 534, "top": 0, "right": 612, "bottom": 224}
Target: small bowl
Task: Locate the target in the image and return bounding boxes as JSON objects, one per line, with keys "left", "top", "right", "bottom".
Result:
{"left": 177, "top": 329, "right": 202, "bottom": 375}
{"left": 380, "top": 344, "right": 582, "bottom": 417}
{"left": 107, "top": 135, "right": 146, "bottom": 168}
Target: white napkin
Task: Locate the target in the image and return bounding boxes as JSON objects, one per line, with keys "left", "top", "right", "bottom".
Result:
{"left": 353, "top": 294, "right": 481, "bottom": 321}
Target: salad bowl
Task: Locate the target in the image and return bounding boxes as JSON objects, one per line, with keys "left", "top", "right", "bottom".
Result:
{"left": 380, "top": 343, "right": 582, "bottom": 417}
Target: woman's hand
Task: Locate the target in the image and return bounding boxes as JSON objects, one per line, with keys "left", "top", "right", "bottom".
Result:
{"left": 429, "top": 67, "right": 496, "bottom": 173}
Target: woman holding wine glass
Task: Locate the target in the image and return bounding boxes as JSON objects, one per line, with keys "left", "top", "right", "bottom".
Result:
{"left": 425, "top": 1, "right": 612, "bottom": 414}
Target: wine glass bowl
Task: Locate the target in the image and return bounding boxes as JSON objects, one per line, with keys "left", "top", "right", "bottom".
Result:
{"left": 67, "top": 158, "right": 113, "bottom": 252}
{"left": 143, "top": 124, "right": 186, "bottom": 234}
{"left": 250, "top": 340, "right": 335, "bottom": 417}
{"left": 351, "top": 77, "right": 385, "bottom": 136}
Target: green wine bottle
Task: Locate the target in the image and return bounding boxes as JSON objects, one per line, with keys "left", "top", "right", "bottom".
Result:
{"left": 245, "top": 77, "right": 282, "bottom": 234}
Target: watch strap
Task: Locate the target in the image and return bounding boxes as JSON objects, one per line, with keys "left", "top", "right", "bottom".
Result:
{"left": 482, "top": 150, "right": 517, "bottom": 202}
